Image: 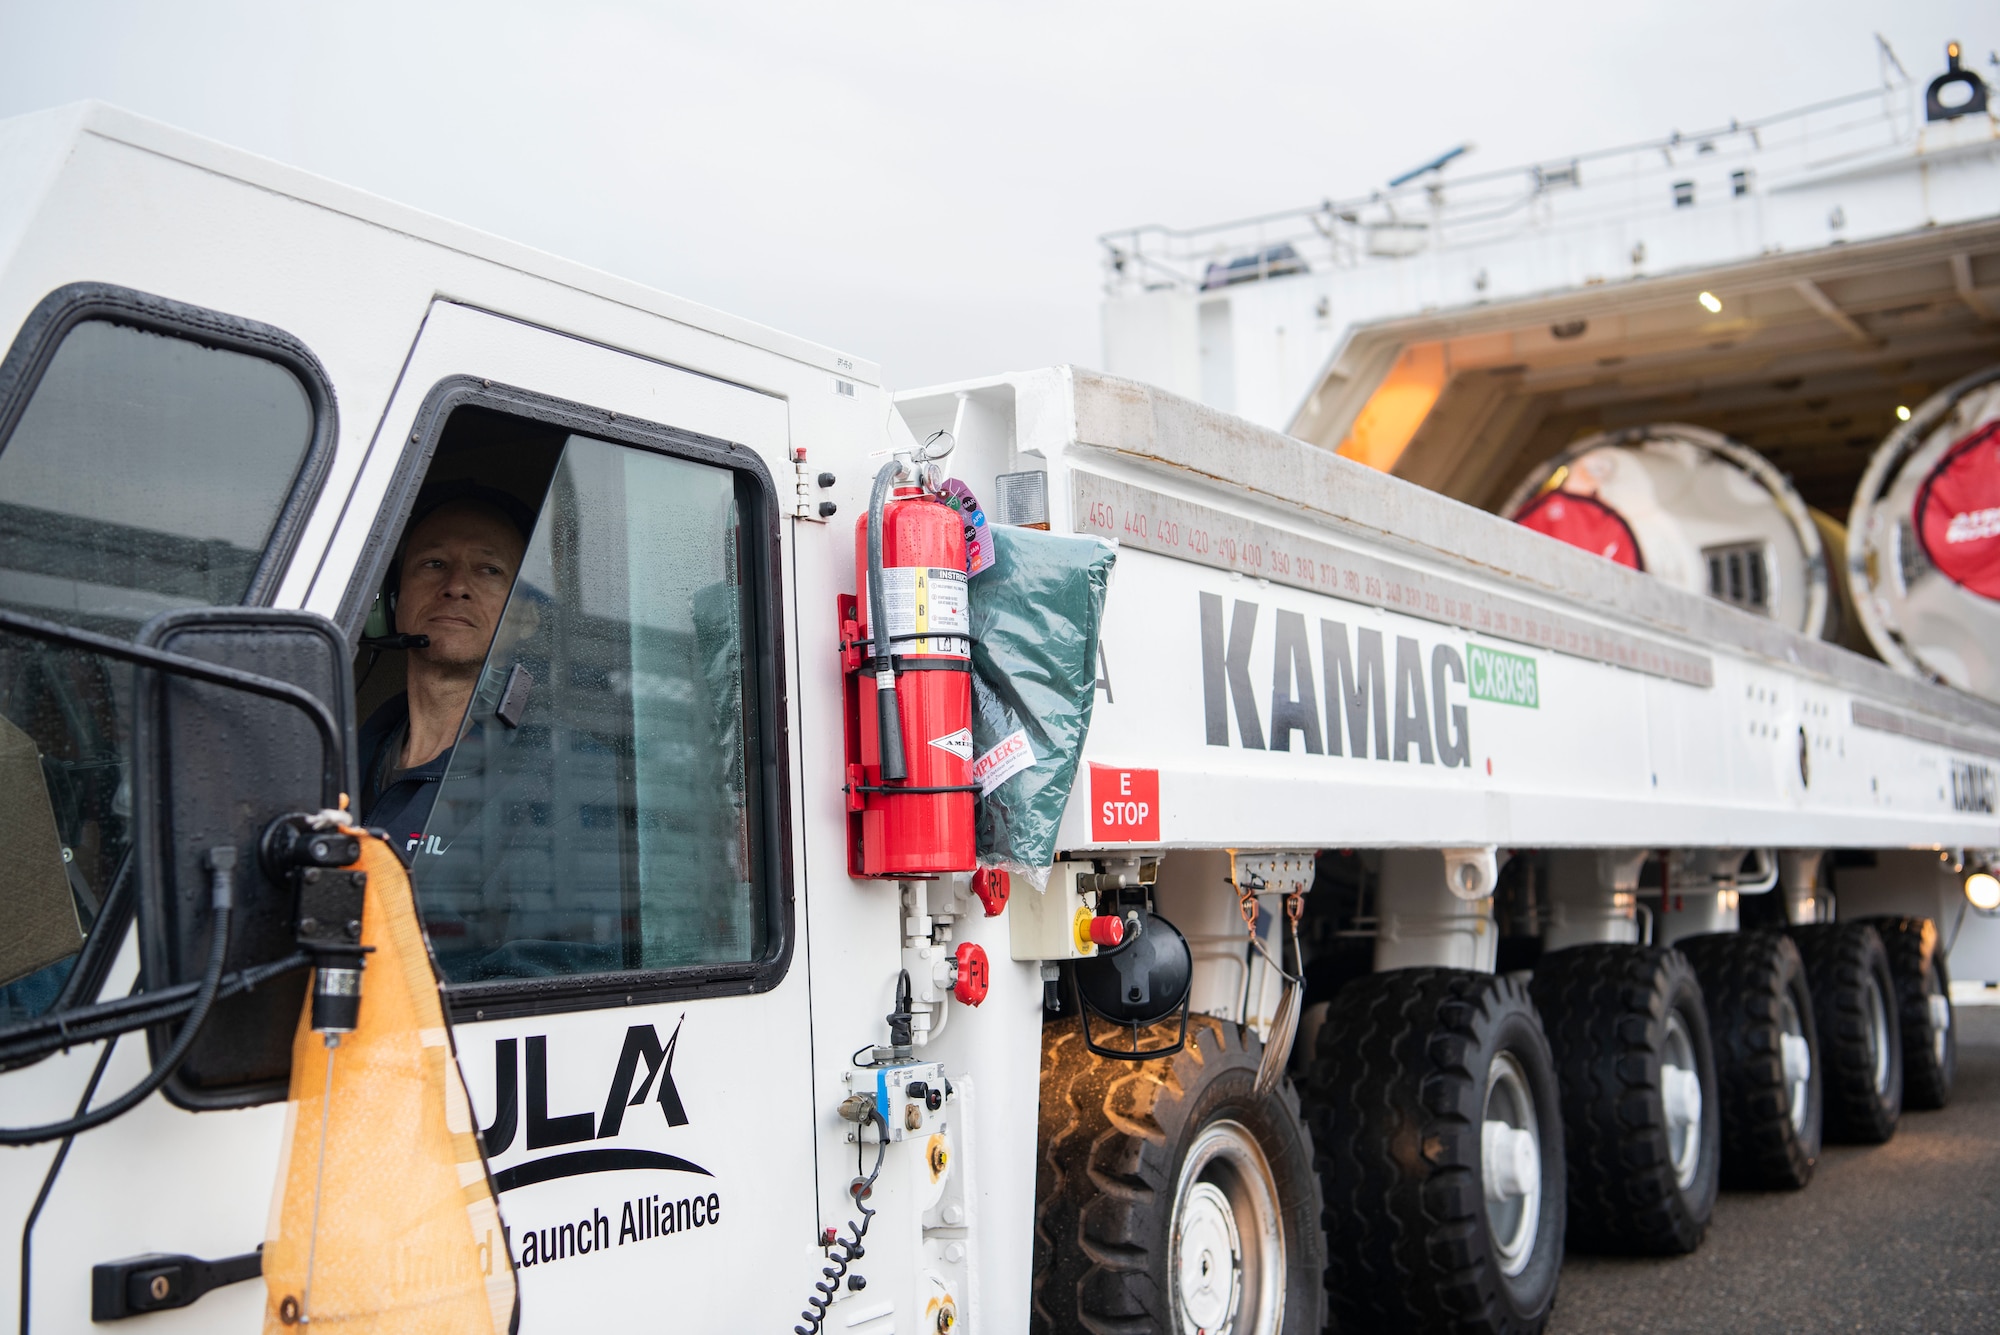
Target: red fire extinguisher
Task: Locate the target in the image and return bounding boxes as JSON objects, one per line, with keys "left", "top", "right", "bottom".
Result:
{"left": 841, "top": 461, "right": 977, "bottom": 877}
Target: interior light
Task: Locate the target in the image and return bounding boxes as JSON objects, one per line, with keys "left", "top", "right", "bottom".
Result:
{"left": 1896, "top": 405, "right": 1913, "bottom": 422}
{"left": 1698, "top": 291, "right": 1722, "bottom": 314}
{"left": 1966, "top": 871, "right": 2000, "bottom": 912}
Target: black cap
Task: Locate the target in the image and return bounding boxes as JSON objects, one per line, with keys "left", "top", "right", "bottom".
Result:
{"left": 402, "top": 480, "right": 537, "bottom": 551}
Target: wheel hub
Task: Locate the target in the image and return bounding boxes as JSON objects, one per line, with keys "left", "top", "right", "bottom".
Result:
{"left": 1169, "top": 1120, "right": 1285, "bottom": 1335}
{"left": 1929, "top": 990, "right": 1952, "bottom": 1066}
{"left": 1175, "top": 1183, "right": 1240, "bottom": 1333}
{"left": 1780, "top": 1032, "right": 1812, "bottom": 1086}
{"left": 1480, "top": 1051, "right": 1543, "bottom": 1278}
{"left": 1861, "top": 972, "right": 1892, "bottom": 1095}
{"left": 1778, "top": 992, "right": 1813, "bottom": 1134}
{"left": 1482, "top": 1121, "right": 1540, "bottom": 1200}
{"left": 1661, "top": 1010, "right": 1704, "bottom": 1189}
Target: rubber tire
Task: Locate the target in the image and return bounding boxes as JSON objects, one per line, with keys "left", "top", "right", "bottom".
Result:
{"left": 1031, "top": 1013, "right": 1327, "bottom": 1335}
{"left": 1861, "top": 915, "right": 1955, "bottom": 1109}
{"left": 1789, "top": 922, "right": 1903, "bottom": 1143}
{"left": 1301, "top": 968, "right": 1565, "bottom": 1335}
{"left": 1676, "top": 931, "right": 1823, "bottom": 1189}
{"left": 1529, "top": 945, "right": 1721, "bottom": 1255}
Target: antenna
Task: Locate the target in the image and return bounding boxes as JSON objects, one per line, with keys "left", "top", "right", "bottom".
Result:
{"left": 1387, "top": 143, "right": 1475, "bottom": 190}
{"left": 1874, "top": 32, "right": 1910, "bottom": 85}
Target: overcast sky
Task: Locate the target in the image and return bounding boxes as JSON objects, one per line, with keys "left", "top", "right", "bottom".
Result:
{"left": 1, "top": 2, "right": 1992, "bottom": 388}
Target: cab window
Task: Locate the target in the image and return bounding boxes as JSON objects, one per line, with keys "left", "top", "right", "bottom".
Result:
{"left": 0, "top": 291, "right": 328, "bottom": 1022}
{"left": 377, "top": 397, "right": 782, "bottom": 1010}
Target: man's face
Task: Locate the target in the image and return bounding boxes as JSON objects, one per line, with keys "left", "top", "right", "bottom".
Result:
{"left": 396, "top": 501, "right": 526, "bottom": 670}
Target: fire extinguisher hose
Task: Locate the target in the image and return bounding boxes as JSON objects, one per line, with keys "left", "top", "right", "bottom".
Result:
{"left": 866, "top": 458, "right": 910, "bottom": 781}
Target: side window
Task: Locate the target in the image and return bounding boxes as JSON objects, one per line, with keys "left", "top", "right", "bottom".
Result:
{"left": 0, "top": 320, "right": 315, "bottom": 628}
{"left": 404, "top": 414, "right": 779, "bottom": 1000}
{"left": 0, "top": 290, "right": 330, "bottom": 1023}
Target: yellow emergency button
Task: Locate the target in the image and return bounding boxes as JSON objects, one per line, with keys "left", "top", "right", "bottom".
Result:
{"left": 1072, "top": 905, "right": 1096, "bottom": 955}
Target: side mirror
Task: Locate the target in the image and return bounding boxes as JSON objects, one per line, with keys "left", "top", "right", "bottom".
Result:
{"left": 134, "top": 608, "right": 355, "bottom": 1109}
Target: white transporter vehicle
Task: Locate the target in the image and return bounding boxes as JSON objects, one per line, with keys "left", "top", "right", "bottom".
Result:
{"left": 0, "top": 103, "right": 1995, "bottom": 1335}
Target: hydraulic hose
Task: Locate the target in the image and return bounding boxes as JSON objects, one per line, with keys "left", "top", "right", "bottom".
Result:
{"left": 0, "top": 848, "right": 238, "bottom": 1146}
{"left": 866, "top": 459, "right": 910, "bottom": 782}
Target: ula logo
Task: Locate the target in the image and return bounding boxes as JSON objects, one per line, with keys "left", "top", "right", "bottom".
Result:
{"left": 481, "top": 1015, "right": 711, "bottom": 1194}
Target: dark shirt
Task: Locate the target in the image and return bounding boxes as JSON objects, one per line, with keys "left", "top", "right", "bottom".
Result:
{"left": 357, "top": 694, "right": 453, "bottom": 860}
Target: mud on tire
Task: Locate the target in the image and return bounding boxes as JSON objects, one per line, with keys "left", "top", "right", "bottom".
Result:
{"left": 1677, "top": 930, "right": 1822, "bottom": 1189}
{"left": 1031, "top": 1013, "right": 1326, "bottom": 1335}
{"left": 1301, "top": 968, "right": 1565, "bottom": 1335}
{"left": 1530, "top": 944, "right": 1720, "bottom": 1255}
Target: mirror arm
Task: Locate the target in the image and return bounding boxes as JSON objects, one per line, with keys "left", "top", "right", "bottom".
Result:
{"left": 0, "top": 949, "right": 310, "bottom": 1070}
{"left": 0, "top": 608, "right": 345, "bottom": 809}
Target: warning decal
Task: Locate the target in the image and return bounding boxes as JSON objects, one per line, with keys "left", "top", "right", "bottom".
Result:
{"left": 1089, "top": 765, "right": 1160, "bottom": 842}
{"left": 881, "top": 566, "right": 970, "bottom": 656}
{"left": 929, "top": 728, "right": 974, "bottom": 761}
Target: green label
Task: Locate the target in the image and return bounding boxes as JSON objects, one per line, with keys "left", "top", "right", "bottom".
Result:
{"left": 1466, "top": 643, "right": 1539, "bottom": 708}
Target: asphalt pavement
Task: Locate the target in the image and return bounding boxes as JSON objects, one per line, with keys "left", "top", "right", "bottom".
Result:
{"left": 1547, "top": 1005, "right": 2000, "bottom": 1335}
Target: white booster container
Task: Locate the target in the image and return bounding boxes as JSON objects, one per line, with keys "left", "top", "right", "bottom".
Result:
{"left": 1500, "top": 424, "right": 1829, "bottom": 638}
{"left": 1848, "top": 367, "right": 2000, "bottom": 703}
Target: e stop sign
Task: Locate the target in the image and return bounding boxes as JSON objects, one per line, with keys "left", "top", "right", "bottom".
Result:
{"left": 1090, "top": 764, "right": 1160, "bottom": 842}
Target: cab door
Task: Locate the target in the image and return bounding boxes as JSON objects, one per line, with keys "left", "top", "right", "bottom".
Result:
{"left": 309, "top": 301, "right": 814, "bottom": 1329}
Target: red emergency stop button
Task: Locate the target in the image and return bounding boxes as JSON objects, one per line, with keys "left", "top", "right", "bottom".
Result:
{"left": 971, "top": 867, "right": 1010, "bottom": 917}
{"left": 1088, "top": 915, "right": 1125, "bottom": 948}
{"left": 953, "top": 943, "right": 989, "bottom": 1006}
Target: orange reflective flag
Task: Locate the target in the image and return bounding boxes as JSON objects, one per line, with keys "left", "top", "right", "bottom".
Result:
{"left": 263, "top": 832, "right": 516, "bottom": 1332}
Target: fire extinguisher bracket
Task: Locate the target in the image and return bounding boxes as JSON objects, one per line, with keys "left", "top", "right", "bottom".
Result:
{"left": 841, "top": 651, "right": 973, "bottom": 677}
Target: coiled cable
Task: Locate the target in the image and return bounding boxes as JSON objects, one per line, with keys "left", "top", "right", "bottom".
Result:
{"left": 795, "top": 1102, "right": 888, "bottom": 1335}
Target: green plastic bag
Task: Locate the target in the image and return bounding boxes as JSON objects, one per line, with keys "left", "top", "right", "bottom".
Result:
{"left": 968, "top": 525, "right": 1116, "bottom": 880}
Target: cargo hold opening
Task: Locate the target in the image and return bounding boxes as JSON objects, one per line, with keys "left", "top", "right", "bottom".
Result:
{"left": 1299, "top": 228, "right": 2000, "bottom": 526}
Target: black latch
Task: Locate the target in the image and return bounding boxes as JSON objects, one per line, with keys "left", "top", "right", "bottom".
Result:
{"left": 91, "top": 1248, "right": 262, "bottom": 1320}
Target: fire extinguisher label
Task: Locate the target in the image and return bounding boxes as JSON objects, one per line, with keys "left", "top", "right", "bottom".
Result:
{"left": 881, "top": 566, "right": 970, "bottom": 657}
{"left": 929, "top": 728, "right": 974, "bottom": 761}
